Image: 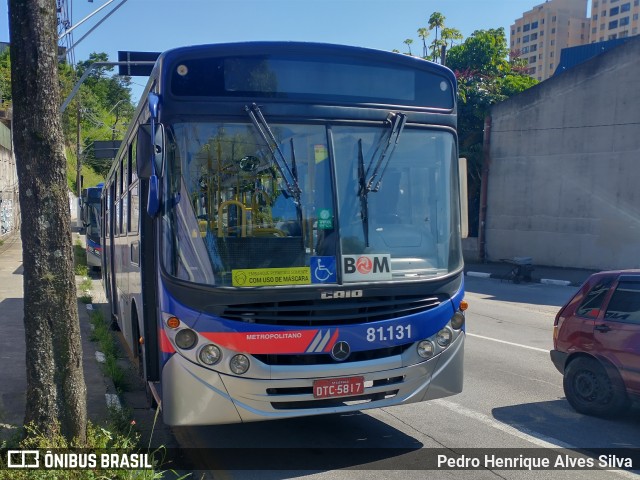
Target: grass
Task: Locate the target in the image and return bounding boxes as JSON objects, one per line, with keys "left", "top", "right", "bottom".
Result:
{"left": 89, "top": 309, "right": 129, "bottom": 394}
{"left": 73, "top": 239, "right": 88, "bottom": 276}
{"left": 66, "top": 147, "right": 105, "bottom": 195}
{"left": 0, "top": 253, "right": 185, "bottom": 479}
{"left": 74, "top": 238, "right": 93, "bottom": 303}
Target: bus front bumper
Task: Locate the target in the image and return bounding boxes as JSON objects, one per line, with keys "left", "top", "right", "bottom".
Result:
{"left": 161, "top": 332, "right": 464, "bottom": 426}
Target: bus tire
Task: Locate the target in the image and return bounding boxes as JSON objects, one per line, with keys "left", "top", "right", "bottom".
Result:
{"left": 563, "top": 356, "right": 629, "bottom": 417}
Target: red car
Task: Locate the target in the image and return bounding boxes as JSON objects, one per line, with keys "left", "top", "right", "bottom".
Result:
{"left": 551, "top": 270, "right": 640, "bottom": 416}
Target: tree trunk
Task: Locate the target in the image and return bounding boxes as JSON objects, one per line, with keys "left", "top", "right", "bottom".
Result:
{"left": 8, "top": 0, "right": 87, "bottom": 443}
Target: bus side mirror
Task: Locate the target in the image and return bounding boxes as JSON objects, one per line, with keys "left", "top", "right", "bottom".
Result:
{"left": 136, "top": 125, "right": 152, "bottom": 178}
{"left": 458, "top": 157, "right": 468, "bottom": 239}
{"left": 136, "top": 124, "right": 165, "bottom": 180}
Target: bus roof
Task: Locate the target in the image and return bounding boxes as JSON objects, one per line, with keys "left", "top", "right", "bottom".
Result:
{"left": 154, "top": 42, "right": 457, "bottom": 110}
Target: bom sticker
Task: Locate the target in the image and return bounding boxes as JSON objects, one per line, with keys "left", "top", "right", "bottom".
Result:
{"left": 342, "top": 254, "right": 392, "bottom": 282}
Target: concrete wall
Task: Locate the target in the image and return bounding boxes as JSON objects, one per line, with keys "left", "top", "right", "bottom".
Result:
{"left": 0, "top": 121, "right": 19, "bottom": 238}
{"left": 486, "top": 35, "right": 640, "bottom": 270}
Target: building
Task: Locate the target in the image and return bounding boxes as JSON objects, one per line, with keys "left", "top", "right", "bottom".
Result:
{"left": 589, "top": 0, "right": 640, "bottom": 42}
{"left": 510, "top": 0, "right": 590, "bottom": 81}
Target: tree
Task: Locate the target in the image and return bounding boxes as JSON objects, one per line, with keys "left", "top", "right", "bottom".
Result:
{"left": 8, "top": 0, "right": 87, "bottom": 443}
{"left": 417, "top": 28, "right": 429, "bottom": 58}
{"left": 428, "top": 12, "right": 446, "bottom": 62}
{"left": 446, "top": 28, "right": 538, "bottom": 235}
{"left": 403, "top": 38, "right": 414, "bottom": 56}
{"left": 441, "top": 27, "right": 464, "bottom": 50}
{"left": 0, "top": 48, "right": 11, "bottom": 104}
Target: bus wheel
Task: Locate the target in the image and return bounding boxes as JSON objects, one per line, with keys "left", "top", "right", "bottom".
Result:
{"left": 563, "top": 357, "right": 629, "bottom": 417}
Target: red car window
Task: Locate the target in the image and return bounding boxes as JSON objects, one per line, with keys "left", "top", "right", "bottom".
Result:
{"left": 575, "top": 278, "right": 614, "bottom": 318}
{"left": 604, "top": 281, "right": 640, "bottom": 323}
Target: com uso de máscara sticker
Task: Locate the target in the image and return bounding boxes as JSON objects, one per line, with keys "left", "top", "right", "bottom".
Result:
{"left": 232, "top": 267, "right": 311, "bottom": 287}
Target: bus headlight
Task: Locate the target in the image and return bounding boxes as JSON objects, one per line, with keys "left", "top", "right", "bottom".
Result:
{"left": 199, "top": 344, "right": 222, "bottom": 365}
{"left": 451, "top": 312, "right": 465, "bottom": 330}
{"left": 436, "top": 327, "right": 453, "bottom": 347}
{"left": 417, "top": 340, "right": 435, "bottom": 358}
{"left": 175, "top": 329, "right": 197, "bottom": 350}
{"left": 230, "top": 354, "right": 250, "bottom": 375}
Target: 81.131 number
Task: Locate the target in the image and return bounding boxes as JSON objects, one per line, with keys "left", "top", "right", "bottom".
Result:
{"left": 366, "top": 325, "right": 412, "bottom": 342}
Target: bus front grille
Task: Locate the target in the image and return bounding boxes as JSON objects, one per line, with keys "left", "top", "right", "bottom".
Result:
{"left": 220, "top": 294, "right": 444, "bottom": 326}
{"left": 270, "top": 390, "right": 400, "bottom": 410}
{"left": 253, "top": 344, "right": 411, "bottom": 366}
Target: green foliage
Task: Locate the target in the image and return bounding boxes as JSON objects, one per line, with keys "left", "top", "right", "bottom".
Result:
{"left": 0, "top": 47, "right": 10, "bottom": 104}
{"left": 89, "top": 310, "right": 129, "bottom": 393}
{"left": 447, "top": 28, "right": 510, "bottom": 76}
{"left": 447, "top": 27, "right": 538, "bottom": 157}
{"left": 73, "top": 239, "right": 88, "bottom": 275}
{"left": 1, "top": 48, "right": 134, "bottom": 192}
{"left": 66, "top": 146, "right": 107, "bottom": 193}
{"left": 428, "top": 12, "right": 447, "bottom": 61}
{"left": 398, "top": 20, "right": 538, "bottom": 236}
{"left": 0, "top": 421, "right": 152, "bottom": 479}
{"left": 498, "top": 73, "right": 539, "bottom": 98}
{"left": 448, "top": 28, "right": 538, "bottom": 235}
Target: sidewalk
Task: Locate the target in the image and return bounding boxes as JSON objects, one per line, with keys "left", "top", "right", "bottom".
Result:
{"left": 0, "top": 231, "right": 110, "bottom": 441}
{"left": 464, "top": 259, "right": 596, "bottom": 287}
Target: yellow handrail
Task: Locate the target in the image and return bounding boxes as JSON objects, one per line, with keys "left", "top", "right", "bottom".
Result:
{"left": 251, "top": 190, "right": 272, "bottom": 227}
{"left": 218, "top": 200, "right": 247, "bottom": 237}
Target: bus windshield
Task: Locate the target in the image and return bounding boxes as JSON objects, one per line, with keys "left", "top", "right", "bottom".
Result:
{"left": 162, "top": 120, "right": 462, "bottom": 287}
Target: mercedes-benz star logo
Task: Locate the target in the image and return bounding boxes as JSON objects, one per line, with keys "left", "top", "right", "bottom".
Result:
{"left": 331, "top": 341, "right": 351, "bottom": 362}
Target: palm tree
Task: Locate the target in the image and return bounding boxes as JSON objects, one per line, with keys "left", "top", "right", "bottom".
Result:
{"left": 417, "top": 28, "right": 429, "bottom": 58}
{"left": 403, "top": 38, "right": 414, "bottom": 56}
{"left": 442, "top": 27, "right": 464, "bottom": 49}
{"left": 428, "top": 12, "right": 446, "bottom": 61}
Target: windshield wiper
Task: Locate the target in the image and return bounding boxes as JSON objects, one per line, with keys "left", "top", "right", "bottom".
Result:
{"left": 357, "top": 112, "right": 407, "bottom": 247}
{"left": 245, "top": 103, "right": 301, "bottom": 204}
{"left": 357, "top": 139, "right": 370, "bottom": 247}
{"left": 365, "top": 112, "right": 407, "bottom": 192}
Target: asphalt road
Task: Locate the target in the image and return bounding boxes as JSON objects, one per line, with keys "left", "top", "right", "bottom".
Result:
{"left": 164, "top": 277, "right": 640, "bottom": 479}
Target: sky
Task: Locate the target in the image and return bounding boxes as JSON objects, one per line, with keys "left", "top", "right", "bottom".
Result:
{"left": 1, "top": 0, "right": 592, "bottom": 102}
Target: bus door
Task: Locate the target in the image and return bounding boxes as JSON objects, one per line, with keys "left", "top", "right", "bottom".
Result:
{"left": 107, "top": 181, "right": 119, "bottom": 322}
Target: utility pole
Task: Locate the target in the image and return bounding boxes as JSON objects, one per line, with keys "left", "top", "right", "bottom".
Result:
{"left": 76, "top": 102, "right": 82, "bottom": 197}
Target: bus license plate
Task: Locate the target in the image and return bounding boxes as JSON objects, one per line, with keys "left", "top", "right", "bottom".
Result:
{"left": 313, "top": 376, "right": 365, "bottom": 399}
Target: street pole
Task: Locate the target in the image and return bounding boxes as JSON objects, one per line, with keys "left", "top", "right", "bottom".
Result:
{"left": 76, "top": 102, "right": 82, "bottom": 197}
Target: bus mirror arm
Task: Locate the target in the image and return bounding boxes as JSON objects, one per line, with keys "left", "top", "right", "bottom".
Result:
{"left": 147, "top": 174, "right": 160, "bottom": 217}
{"left": 146, "top": 93, "right": 162, "bottom": 216}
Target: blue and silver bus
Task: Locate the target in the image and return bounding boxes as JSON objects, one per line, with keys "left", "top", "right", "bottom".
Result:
{"left": 102, "top": 42, "right": 467, "bottom": 426}
{"left": 80, "top": 183, "right": 103, "bottom": 270}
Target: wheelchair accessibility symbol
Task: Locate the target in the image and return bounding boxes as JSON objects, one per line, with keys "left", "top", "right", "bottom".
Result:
{"left": 310, "top": 256, "right": 337, "bottom": 284}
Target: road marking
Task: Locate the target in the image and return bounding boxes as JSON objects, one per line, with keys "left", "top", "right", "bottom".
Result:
{"left": 433, "top": 398, "right": 572, "bottom": 449}
{"left": 467, "top": 332, "right": 549, "bottom": 353}
{"left": 433, "top": 399, "right": 639, "bottom": 479}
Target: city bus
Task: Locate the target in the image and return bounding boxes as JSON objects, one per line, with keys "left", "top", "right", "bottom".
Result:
{"left": 80, "top": 183, "right": 103, "bottom": 270}
{"left": 102, "top": 42, "right": 467, "bottom": 426}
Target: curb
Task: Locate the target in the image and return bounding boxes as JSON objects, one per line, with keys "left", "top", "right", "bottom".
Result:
{"left": 466, "top": 271, "right": 575, "bottom": 286}
{"left": 466, "top": 271, "right": 492, "bottom": 278}
{"left": 540, "top": 278, "right": 572, "bottom": 286}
